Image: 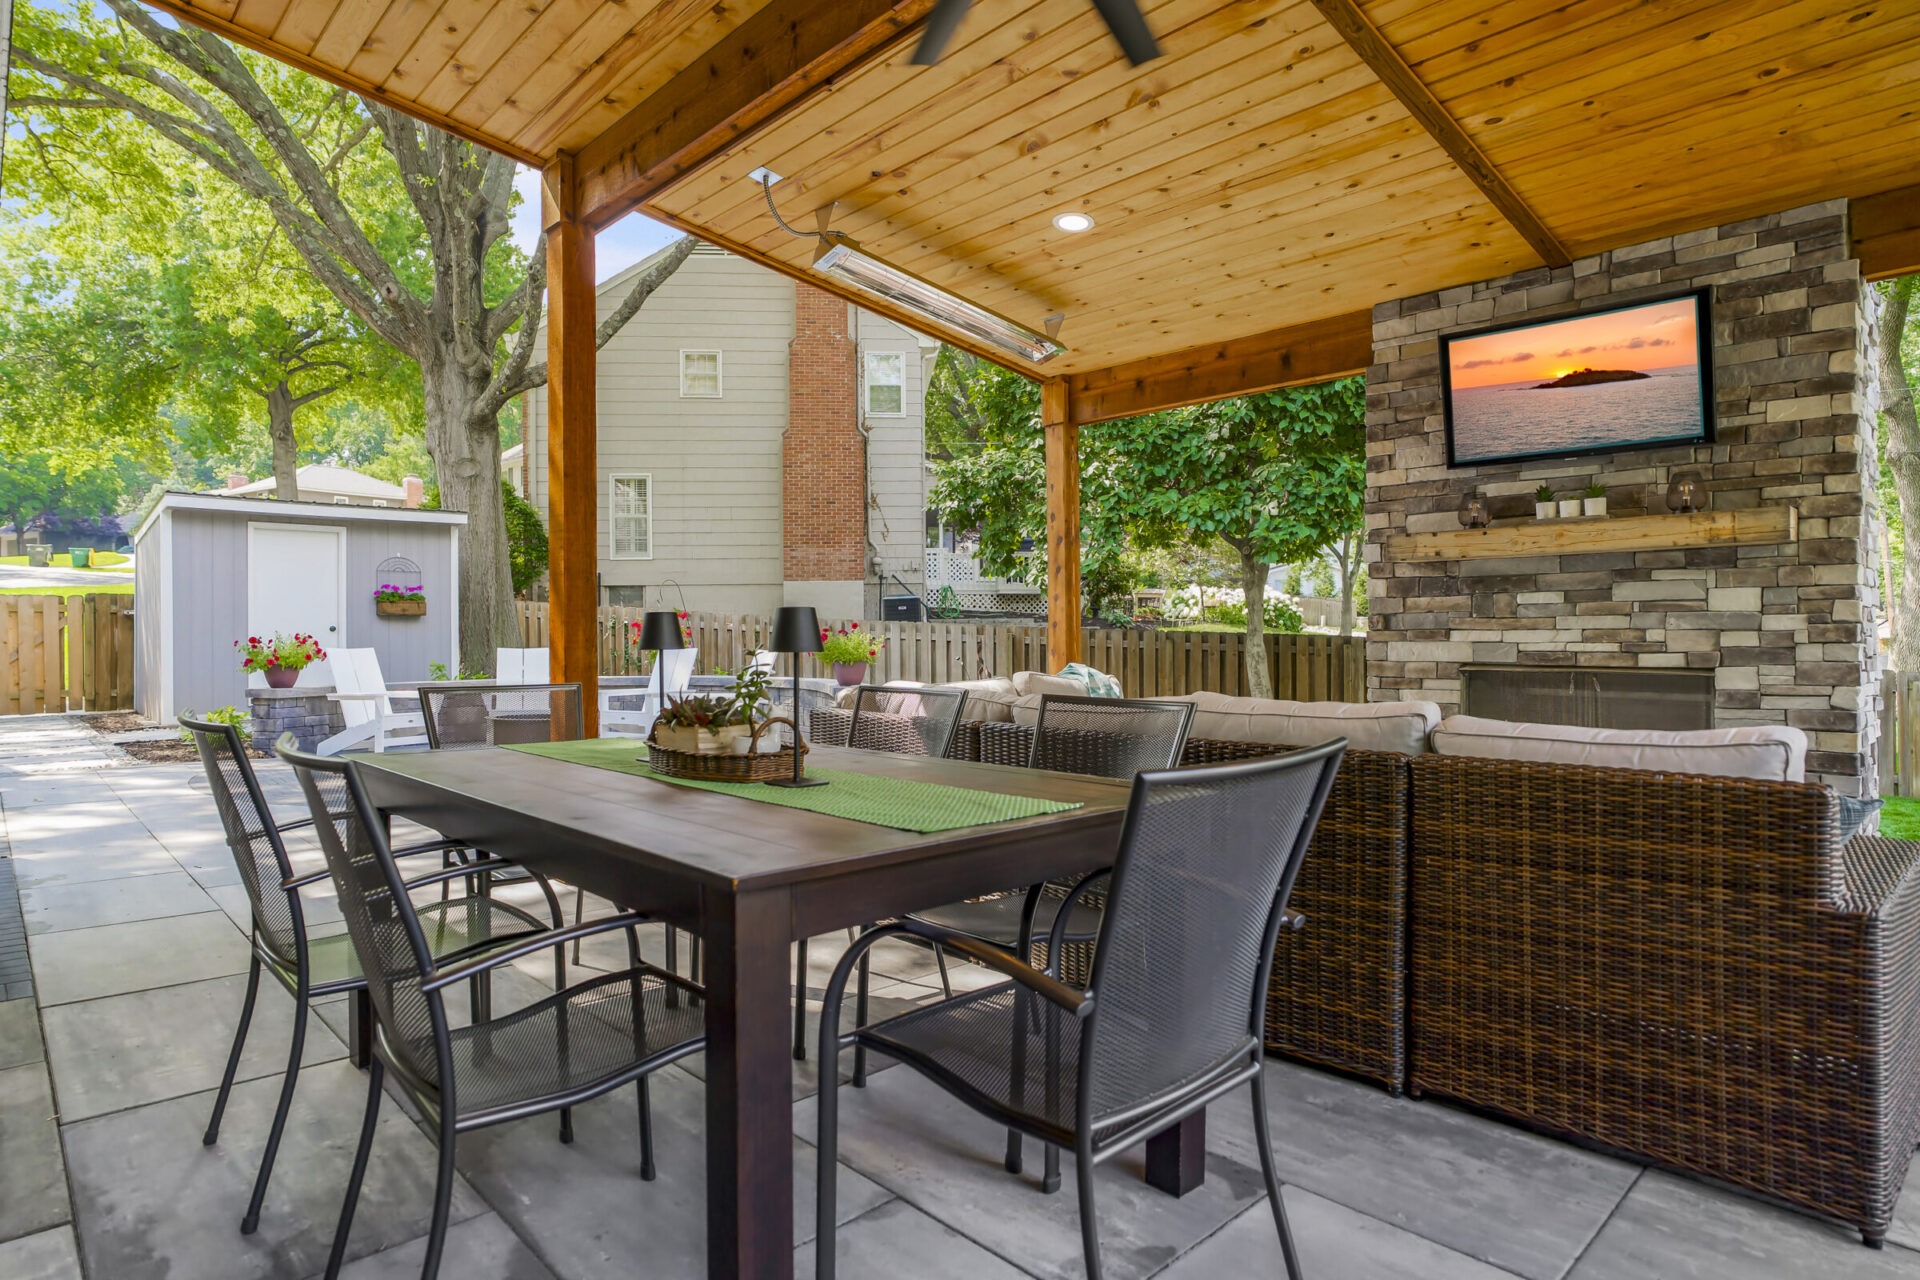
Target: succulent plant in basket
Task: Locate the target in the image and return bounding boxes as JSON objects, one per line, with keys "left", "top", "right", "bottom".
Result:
{"left": 655, "top": 693, "right": 740, "bottom": 755}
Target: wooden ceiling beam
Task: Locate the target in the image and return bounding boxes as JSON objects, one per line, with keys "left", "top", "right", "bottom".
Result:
{"left": 136, "top": 1, "right": 540, "bottom": 166}
{"left": 1853, "top": 183, "right": 1920, "bottom": 281}
{"left": 1307, "top": 0, "right": 1570, "bottom": 269}
{"left": 1066, "top": 311, "right": 1374, "bottom": 426}
{"left": 575, "top": 0, "right": 938, "bottom": 231}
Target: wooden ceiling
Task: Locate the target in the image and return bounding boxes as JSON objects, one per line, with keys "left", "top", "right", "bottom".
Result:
{"left": 148, "top": 0, "right": 1920, "bottom": 386}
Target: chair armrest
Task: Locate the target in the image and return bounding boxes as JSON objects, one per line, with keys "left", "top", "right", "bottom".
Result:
{"left": 890, "top": 919, "right": 1090, "bottom": 1016}
{"left": 1837, "top": 834, "right": 1920, "bottom": 915}
{"left": 422, "top": 913, "right": 646, "bottom": 992}
{"left": 326, "top": 692, "right": 386, "bottom": 703}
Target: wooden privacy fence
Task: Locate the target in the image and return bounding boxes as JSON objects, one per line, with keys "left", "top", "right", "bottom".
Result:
{"left": 1883, "top": 669, "right": 1920, "bottom": 797}
{"left": 1, "top": 595, "right": 136, "bottom": 717}
{"left": 518, "top": 606, "right": 1366, "bottom": 701}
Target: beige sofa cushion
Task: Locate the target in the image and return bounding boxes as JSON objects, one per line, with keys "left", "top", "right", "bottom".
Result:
{"left": 1011, "top": 670, "right": 1088, "bottom": 699}
{"left": 932, "top": 677, "right": 1021, "bottom": 722}
{"left": 1176, "top": 691, "right": 1439, "bottom": 756}
{"left": 1430, "top": 714, "right": 1808, "bottom": 783}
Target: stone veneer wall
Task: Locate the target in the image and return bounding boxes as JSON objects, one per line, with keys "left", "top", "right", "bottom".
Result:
{"left": 1364, "top": 200, "right": 1883, "bottom": 795}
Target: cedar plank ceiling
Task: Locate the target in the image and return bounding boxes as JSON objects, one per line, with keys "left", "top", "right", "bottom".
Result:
{"left": 147, "top": 0, "right": 1920, "bottom": 378}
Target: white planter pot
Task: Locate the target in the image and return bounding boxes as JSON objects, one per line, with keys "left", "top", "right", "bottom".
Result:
{"left": 1557, "top": 499, "right": 1582, "bottom": 518}
{"left": 1583, "top": 496, "right": 1608, "bottom": 517}
{"left": 1535, "top": 502, "right": 1556, "bottom": 520}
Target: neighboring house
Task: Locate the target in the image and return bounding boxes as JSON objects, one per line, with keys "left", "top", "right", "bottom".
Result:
{"left": 523, "top": 243, "right": 936, "bottom": 618}
{"left": 211, "top": 465, "right": 425, "bottom": 508}
{"left": 501, "top": 443, "right": 527, "bottom": 497}
{"left": 0, "top": 513, "right": 134, "bottom": 556}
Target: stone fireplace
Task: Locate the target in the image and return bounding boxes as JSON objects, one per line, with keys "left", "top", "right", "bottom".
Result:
{"left": 1363, "top": 200, "right": 1884, "bottom": 795}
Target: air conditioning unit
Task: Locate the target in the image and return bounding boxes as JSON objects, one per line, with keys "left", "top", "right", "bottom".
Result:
{"left": 882, "top": 594, "right": 923, "bottom": 622}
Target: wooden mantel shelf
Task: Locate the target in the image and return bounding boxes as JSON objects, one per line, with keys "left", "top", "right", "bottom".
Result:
{"left": 1386, "top": 507, "right": 1798, "bottom": 563}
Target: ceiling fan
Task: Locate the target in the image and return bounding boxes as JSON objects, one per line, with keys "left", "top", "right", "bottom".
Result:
{"left": 912, "top": 0, "right": 1162, "bottom": 67}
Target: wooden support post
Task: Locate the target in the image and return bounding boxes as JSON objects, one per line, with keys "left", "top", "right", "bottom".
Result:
{"left": 1042, "top": 378, "right": 1082, "bottom": 669}
{"left": 543, "top": 155, "right": 600, "bottom": 735}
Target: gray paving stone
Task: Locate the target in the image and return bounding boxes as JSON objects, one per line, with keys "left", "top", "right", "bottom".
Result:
{"left": 20, "top": 869, "right": 217, "bottom": 934}
{"left": 320, "top": 1212, "right": 557, "bottom": 1280}
{"left": 812, "top": 1067, "right": 1258, "bottom": 1280}
{"left": 0, "top": 994, "right": 43, "bottom": 1070}
{"left": 454, "top": 1062, "right": 892, "bottom": 1279}
{"left": 6, "top": 818, "right": 184, "bottom": 888}
{"left": 795, "top": 1198, "right": 1034, "bottom": 1280}
{"left": 62, "top": 1059, "right": 489, "bottom": 1280}
{"left": 29, "top": 911, "right": 248, "bottom": 1006}
{"left": 0, "top": 1062, "right": 70, "bottom": 1244}
{"left": 0, "top": 1225, "right": 82, "bottom": 1280}
{"left": 1207, "top": 1062, "right": 1639, "bottom": 1280}
{"left": 1888, "top": 1154, "right": 1920, "bottom": 1252}
{"left": 1568, "top": 1171, "right": 1920, "bottom": 1279}
{"left": 1158, "top": 1188, "right": 1514, "bottom": 1280}
{"left": 41, "top": 971, "right": 346, "bottom": 1121}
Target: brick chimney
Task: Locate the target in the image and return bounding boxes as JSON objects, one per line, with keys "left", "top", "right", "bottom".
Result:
{"left": 783, "top": 284, "right": 865, "bottom": 599}
{"left": 402, "top": 476, "right": 425, "bottom": 509}
{"left": 226, "top": 473, "right": 249, "bottom": 491}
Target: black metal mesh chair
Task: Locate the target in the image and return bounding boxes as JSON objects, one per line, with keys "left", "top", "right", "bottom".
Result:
{"left": 276, "top": 735, "right": 707, "bottom": 1280}
{"left": 417, "top": 682, "right": 586, "bottom": 748}
{"left": 815, "top": 739, "right": 1347, "bottom": 1280}
{"left": 790, "top": 686, "right": 971, "bottom": 1059}
{"left": 182, "top": 715, "right": 554, "bottom": 1238}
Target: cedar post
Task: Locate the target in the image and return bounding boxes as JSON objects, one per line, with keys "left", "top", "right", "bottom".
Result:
{"left": 543, "top": 155, "right": 599, "bottom": 734}
{"left": 1042, "top": 378, "right": 1083, "bottom": 668}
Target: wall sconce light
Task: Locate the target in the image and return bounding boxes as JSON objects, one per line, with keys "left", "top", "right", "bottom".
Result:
{"left": 1457, "top": 490, "right": 1490, "bottom": 529}
{"left": 1665, "top": 471, "right": 1706, "bottom": 514}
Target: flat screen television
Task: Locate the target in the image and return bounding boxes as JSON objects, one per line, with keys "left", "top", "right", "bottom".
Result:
{"left": 1441, "top": 290, "right": 1715, "bottom": 467}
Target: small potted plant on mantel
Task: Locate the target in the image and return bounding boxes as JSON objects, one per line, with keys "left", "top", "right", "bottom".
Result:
{"left": 1582, "top": 482, "right": 1608, "bottom": 517}
{"left": 1534, "top": 484, "right": 1557, "bottom": 521}
{"left": 235, "top": 632, "right": 326, "bottom": 690}
{"left": 1556, "top": 489, "right": 1583, "bottom": 519}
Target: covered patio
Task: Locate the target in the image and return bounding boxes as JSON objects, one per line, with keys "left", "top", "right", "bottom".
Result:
{"left": 12, "top": 1, "right": 1920, "bottom": 1278}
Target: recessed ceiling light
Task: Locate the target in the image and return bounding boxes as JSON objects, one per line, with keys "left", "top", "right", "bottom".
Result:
{"left": 1052, "top": 212, "right": 1096, "bottom": 233}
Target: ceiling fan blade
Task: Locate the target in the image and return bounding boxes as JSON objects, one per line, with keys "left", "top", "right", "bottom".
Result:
{"left": 1090, "top": 0, "right": 1163, "bottom": 65}
{"left": 911, "top": 0, "right": 975, "bottom": 66}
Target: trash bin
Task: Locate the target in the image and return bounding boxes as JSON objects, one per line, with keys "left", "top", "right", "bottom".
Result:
{"left": 69, "top": 548, "right": 91, "bottom": 568}
{"left": 26, "top": 546, "right": 49, "bottom": 567}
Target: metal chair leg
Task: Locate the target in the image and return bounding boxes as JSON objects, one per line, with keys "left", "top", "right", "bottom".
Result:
{"left": 851, "top": 950, "right": 871, "bottom": 1088}
{"left": 1251, "top": 1070, "right": 1304, "bottom": 1280}
{"left": 240, "top": 980, "right": 308, "bottom": 1234}
{"left": 793, "top": 938, "right": 810, "bottom": 1061}
{"left": 637, "top": 1076, "right": 656, "bottom": 1181}
{"left": 1076, "top": 1143, "right": 1104, "bottom": 1280}
{"left": 933, "top": 942, "right": 953, "bottom": 998}
{"left": 570, "top": 884, "right": 587, "bottom": 966}
{"left": 324, "top": 1057, "right": 383, "bottom": 1280}
{"left": 204, "top": 952, "right": 261, "bottom": 1146}
{"left": 421, "top": 1109, "right": 458, "bottom": 1280}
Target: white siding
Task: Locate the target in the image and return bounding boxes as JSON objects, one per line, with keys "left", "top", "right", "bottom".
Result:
{"left": 528, "top": 246, "right": 930, "bottom": 618}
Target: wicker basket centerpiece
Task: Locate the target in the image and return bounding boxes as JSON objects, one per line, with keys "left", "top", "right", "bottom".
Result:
{"left": 646, "top": 712, "right": 804, "bottom": 782}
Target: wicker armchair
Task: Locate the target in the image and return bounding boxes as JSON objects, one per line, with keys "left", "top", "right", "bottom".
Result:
{"left": 1408, "top": 753, "right": 1920, "bottom": 1246}
{"left": 809, "top": 704, "right": 981, "bottom": 761}
{"left": 971, "top": 719, "right": 1411, "bottom": 1092}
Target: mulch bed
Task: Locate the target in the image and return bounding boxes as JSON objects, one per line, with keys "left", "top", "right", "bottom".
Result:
{"left": 86, "top": 711, "right": 150, "bottom": 734}
{"left": 117, "top": 739, "right": 202, "bottom": 765}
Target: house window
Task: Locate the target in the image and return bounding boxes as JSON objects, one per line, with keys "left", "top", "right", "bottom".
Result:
{"left": 332, "top": 496, "right": 350, "bottom": 505}
{"left": 611, "top": 474, "right": 653, "bottom": 559}
{"left": 680, "top": 350, "right": 722, "bottom": 398}
{"left": 865, "top": 350, "right": 906, "bottom": 416}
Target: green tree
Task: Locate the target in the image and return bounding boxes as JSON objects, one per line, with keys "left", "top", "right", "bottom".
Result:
{"left": 12, "top": 1, "right": 691, "bottom": 670}
{"left": 502, "top": 481, "right": 550, "bottom": 597}
{"left": 1879, "top": 276, "right": 1919, "bottom": 670}
{"left": 0, "top": 449, "right": 131, "bottom": 541}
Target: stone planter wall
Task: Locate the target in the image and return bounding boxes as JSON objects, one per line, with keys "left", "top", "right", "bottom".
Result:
{"left": 1364, "top": 199, "right": 1883, "bottom": 794}
{"left": 248, "top": 687, "right": 344, "bottom": 756}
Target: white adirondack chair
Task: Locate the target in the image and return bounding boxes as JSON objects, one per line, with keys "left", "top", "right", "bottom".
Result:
{"left": 319, "top": 649, "right": 429, "bottom": 754}
{"left": 495, "top": 648, "right": 551, "bottom": 683}
{"left": 600, "top": 648, "right": 697, "bottom": 738}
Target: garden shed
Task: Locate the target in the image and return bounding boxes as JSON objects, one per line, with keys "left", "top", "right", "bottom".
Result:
{"left": 131, "top": 492, "right": 466, "bottom": 723}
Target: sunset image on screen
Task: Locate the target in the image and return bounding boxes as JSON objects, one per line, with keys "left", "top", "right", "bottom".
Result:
{"left": 1445, "top": 295, "right": 1708, "bottom": 464}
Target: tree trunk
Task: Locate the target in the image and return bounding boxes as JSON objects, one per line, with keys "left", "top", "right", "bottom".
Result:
{"left": 422, "top": 356, "right": 514, "bottom": 676}
{"left": 1878, "top": 278, "right": 1920, "bottom": 673}
{"left": 1335, "top": 532, "right": 1362, "bottom": 637}
{"left": 1237, "top": 546, "right": 1274, "bottom": 700}
{"left": 264, "top": 380, "right": 300, "bottom": 501}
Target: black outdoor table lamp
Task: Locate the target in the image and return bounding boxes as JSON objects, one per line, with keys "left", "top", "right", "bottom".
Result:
{"left": 765, "top": 604, "right": 827, "bottom": 788}
{"left": 637, "top": 609, "right": 686, "bottom": 720}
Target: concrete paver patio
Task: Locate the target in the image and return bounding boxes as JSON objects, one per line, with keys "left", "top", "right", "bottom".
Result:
{"left": 1, "top": 713, "right": 1917, "bottom": 1278}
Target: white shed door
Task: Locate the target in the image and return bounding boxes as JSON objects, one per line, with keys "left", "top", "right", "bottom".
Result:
{"left": 247, "top": 524, "right": 345, "bottom": 688}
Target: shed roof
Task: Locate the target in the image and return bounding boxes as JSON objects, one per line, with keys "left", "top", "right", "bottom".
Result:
{"left": 133, "top": 492, "right": 468, "bottom": 545}
{"left": 213, "top": 465, "right": 410, "bottom": 501}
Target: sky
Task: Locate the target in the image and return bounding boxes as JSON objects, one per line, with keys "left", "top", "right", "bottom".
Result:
{"left": 509, "top": 169, "right": 684, "bottom": 283}
{"left": 1446, "top": 296, "right": 1700, "bottom": 390}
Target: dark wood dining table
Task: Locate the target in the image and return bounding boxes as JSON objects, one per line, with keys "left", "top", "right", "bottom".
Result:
{"left": 353, "top": 744, "right": 1210, "bottom": 1279}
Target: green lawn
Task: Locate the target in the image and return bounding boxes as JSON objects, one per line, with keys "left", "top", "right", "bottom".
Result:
{"left": 0, "top": 583, "right": 134, "bottom": 597}
{"left": 0, "top": 550, "right": 130, "bottom": 570}
{"left": 1881, "top": 795, "right": 1920, "bottom": 840}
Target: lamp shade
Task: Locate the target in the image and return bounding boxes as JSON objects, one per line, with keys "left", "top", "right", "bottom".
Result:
{"left": 770, "top": 605, "right": 823, "bottom": 654}
{"left": 637, "top": 610, "right": 685, "bottom": 651}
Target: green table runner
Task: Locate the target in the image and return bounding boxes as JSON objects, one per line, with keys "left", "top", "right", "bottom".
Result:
{"left": 503, "top": 738, "right": 1082, "bottom": 834}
